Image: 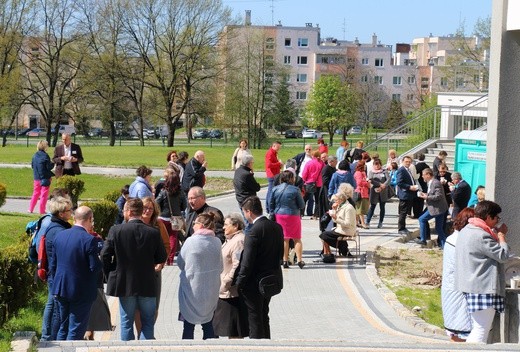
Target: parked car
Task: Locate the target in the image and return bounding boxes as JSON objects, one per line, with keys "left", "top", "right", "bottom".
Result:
{"left": 347, "top": 126, "right": 362, "bottom": 135}
{"left": 52, "top": 125, "right": 76, "bottom": 135}
{"left": 88, "top": 128, "right": 108, "bottom": 137}
{"left": 209, "top": 129, "right": 223, "bottom": 139}
{"left": 284, "top": 129, "right": 302, "bottom": 138}
{"left": 17, "top": 128, "right": 31, "bottom": 136}
{"left": 193, "top": 128, "right": 209, "bottom": 139}
{"left": 301, "top": 129, "right": 322, "bottom": 139}
{"left": 27, "top": 128, "right": 46, "bottom": 137}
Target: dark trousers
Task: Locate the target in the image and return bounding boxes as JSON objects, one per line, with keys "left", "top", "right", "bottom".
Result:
{"left": 303, "top": 188, "right": 320, "bottom": 216}
{"left": 366, "top": 202, "right": 386, "bottom": 225}
{"left": 182, "top": 319, "right": 215, "bottom": 340}
{"left": 412, "top": 197, "right": 425, "bottom": 218}
{"left": 241, "top": 289, "right": 271, "bottom": 339}
{"left": 56, "top": 296, "right": 93, "bottom": 340}
{"left": 62, "top": 168, "right": 76, "bottom": 176}
{"left": 398, "top": 199, "right": 413, "bottom": 231}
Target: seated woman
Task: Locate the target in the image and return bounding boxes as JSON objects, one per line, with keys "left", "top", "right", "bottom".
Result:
{"left": 319, "top": 184, "right": 357, "bottom": 257}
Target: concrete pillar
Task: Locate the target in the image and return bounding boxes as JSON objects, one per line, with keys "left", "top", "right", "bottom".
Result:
{"left": 487, "top": 0, "right": 520, "bottom": 251}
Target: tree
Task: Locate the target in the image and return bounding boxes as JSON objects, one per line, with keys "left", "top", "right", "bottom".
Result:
{"left": 21, "top": 0, "right": 85, "bottom": 146}
{"left": 121, "top": 0, "right": 230, "bottom": 147}
{"left": 266, "top": 76, "right": 297, "bottom": 131}
{"left": 385, "top": 99, "right": 406, "bottom": 130}
{"left": 442, "top": 17, "right": 490, "bottom": 92}
{"left": 356, "top": 69, "right": 390, "bottom": 134}
{"left": 305, "top": 75, "right": 357, "bottom": 146}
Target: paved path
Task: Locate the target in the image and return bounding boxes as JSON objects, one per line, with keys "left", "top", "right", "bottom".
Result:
{"left": 4, "top": 170, "right": 517, "bottom": 351}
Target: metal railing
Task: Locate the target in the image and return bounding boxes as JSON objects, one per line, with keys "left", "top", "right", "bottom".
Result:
{"left": 365, "top": 94, "right": 488, "bottom": 154}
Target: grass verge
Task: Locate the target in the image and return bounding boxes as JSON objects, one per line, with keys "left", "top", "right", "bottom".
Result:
{"left": 376, "top": 248, "right": 443, "bottom": 328}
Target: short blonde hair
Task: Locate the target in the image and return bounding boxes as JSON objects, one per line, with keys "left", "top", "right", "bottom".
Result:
{"left": 477, "top": 188, "right": 486, "bottom": 202}
{"left": 37, "top": 140, "right": 48, "bottom": 151}
{"left": 337, "top": 183, "right": 354, "bottom": 199}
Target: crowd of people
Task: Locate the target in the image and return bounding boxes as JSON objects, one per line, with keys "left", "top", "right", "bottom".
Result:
{"left": 28, "top": 133, "right": 508, "bottom": 345}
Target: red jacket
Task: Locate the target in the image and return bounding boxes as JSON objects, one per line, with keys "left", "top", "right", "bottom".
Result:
{"left": 265, "top": 147, "right": 281, "bottom": 178}
{"left": 354, "top": 171, "right": 370, "bottom": 198}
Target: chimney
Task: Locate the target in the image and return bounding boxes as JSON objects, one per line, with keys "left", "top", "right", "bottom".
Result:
{"left": 372, "top": 33, "right": 377, "bottom": 47}
{"left": 245, "top": 10, "right": 251, "bottom": 26}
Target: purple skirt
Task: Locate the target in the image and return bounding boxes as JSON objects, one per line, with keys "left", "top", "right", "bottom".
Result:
{"left": 275, "top": 214, "right": 302, "bottom": 239}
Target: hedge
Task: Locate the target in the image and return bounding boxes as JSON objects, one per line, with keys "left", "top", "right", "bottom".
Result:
{"left": 81, "top": 200, "right": 119, "bottom": 239}
{"left": 0, "top": 237, "right": 37, "bottom": 326}
{"left": 0, "top": 183, "right": 6, "bottom": 209}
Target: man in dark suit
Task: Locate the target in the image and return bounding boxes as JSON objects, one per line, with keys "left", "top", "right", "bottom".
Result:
{"left": 52, "top": 133, "right": 83, "bottom": 177}
{"left": 450, "top": 172, "right": 472, "bottom": 219}
{"left": 101, "top": 198, "right": 167, "bottom": 341}
{"left": 412, "top": 153, "right": 430, "bottom": 218}
{"left": 233, "top": 154, "right": 261, "bottom": 233}
{"left": 236, "top": 196, "right": 284, "bottom": 339}
{"left": 416, "top": 168, "right": 449, "bottom": 248}
{"left": 50, "top": 206, "right": 102, "bottom": 340}
{"left": 396, "top": 155, "right": 419, "bottom": 234}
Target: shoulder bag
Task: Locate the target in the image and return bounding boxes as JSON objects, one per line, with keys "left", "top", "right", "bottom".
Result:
{"left": 258, "top": 275, "right": 282, "bottom": 297}
{"left": 166, "top": 190, "right": 185, "bottom": 232}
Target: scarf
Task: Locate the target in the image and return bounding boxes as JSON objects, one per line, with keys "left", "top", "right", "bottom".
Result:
{"left": 468, "top": 217, "right": 499, "bottom": 241}
{"left": 193, "top": 228, "right": 215, "bottom": 237}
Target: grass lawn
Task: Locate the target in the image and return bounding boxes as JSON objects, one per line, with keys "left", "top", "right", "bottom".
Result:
{"left": 0, "top": 212, "right": 38, "bottom": 248}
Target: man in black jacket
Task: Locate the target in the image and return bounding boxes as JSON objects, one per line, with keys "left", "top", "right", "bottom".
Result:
{"left": 233, "top": 155, "right": 261, "bottom": 233}
{"left": 236, "top": 196, "right": 283, "bottom": 339}
{"left": 450, "top": 172, "right": 472, "bottom": 219}
{"left": 181, "top": 150, "right": 207, "bottom": 193}
{"left": 101, "top": 198, "right": 167, "bottom": 341}
{"left": 184, "top": 186, "right": 225, "bottom": 242}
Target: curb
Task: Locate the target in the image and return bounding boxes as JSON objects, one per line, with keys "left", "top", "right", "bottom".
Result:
{"left": 365, "top": 249, "right": 445, "bottom": 336}
{"left": 10, "top": 331, "right": 38, "bottom": 352}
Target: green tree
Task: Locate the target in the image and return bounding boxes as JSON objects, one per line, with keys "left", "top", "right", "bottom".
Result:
{"left": 385, "top": 99, "right": 406, "bottom": 130}
{"left": 267, "top": 76, "right": 297, "bottom": 131}
{"left": 305, "top": 75, "right": 357, "bottom": 146}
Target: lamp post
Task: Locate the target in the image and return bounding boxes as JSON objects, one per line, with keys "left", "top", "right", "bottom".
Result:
{"left": 428, "top": 58, "right": 435, "bottom": 96}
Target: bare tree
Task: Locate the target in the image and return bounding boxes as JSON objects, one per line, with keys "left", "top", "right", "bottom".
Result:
{"left": 356, "top": 68, "right": 390, "bottom": 134}
{"left": 121, "top": 0, "right": 230, "bottom": 147}
{"left": 21, "top": 0, "right": 85, "bottom": 146}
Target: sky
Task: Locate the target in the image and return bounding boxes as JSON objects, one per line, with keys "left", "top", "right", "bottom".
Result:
{"left": 222, "top": 0, "right": 492, "bottom": 45}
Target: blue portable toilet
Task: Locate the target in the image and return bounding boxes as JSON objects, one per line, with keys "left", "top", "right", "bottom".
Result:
{"left": 454, "top": 130, "right": 487, "bottom": 192}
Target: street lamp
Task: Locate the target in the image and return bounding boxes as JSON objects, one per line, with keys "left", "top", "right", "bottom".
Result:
{"left": 428, "top": 57, "right": 435, "bottom": 95}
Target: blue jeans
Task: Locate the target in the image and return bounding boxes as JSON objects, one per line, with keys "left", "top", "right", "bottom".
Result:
{"left": 265, "top": 177, "right": 275, "bottom": 212}
{"left": 119, "top": 296, "right": 156, "bottom": 341}
{"left": 419, "top": 209, "right": 447, "bottom": 248}
{"left": 182, "top": 319, "right": 215, "bottom": 340}
{"left": 56, "top": 296, "right": 93, "bottom": 340}
{"left": 41, "top": 282, "right": 60, "bottom": 341}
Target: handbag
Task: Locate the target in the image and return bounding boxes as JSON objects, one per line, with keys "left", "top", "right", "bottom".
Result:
{"left": 304, "top": 182, "right": 317, "bottom": 194}
{"left": 165, "top": 190, "right": 185, "bottom": 232}
{"left": 352, "top": 191, "right": 360, "bottom": 202}
{"left": 258, "top": 274, "right": 282, "bottom": 297}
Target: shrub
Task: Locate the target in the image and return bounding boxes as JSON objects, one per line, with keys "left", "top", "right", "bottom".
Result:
{"left": 55, "top": 176, "right": 85, "bottom": 208}
{"left": 81, "top": 200, "right": 118, "bottom": 239}
{"left": 0, "top": 238, "right": 38, "bottom": 326}
{"left": 0, "top": 183, "right": 6, "bottom": 209}
{"left": 103, "top": 190, "right": 120, "bottom": 203}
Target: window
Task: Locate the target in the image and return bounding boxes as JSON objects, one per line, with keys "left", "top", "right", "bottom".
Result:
{"left": 296, "top": 73, "right": 307, "bottom": 83}
{"left": 440, "top": 77, "right": 448, "bottom": 86}
{"left": 456, "top": 77, "right": 465, "bottom": 88}
{"left": 421, "top": 77, "right": 429, "bottom": 89}
{"left": 361, "top": 75, "right": 368, "bottom": 83}
{"left": 407, "top": 94, "right": 414, "bottom": 101}
{"left": 297, "top": 56, "right": 308, "bottom": 65}
{"left": 392, "top": 76, "right": 402, "bottom": 85}
{"left": 362, "top": 58, "right": 369, "bottom": 65}
{"left": 265, "top": 37, "right": 275, "bottom": 50}
{"left": 408, "top": 76, "right": 416, "bottom": 84}
{"left": 374, "top": 76, "right": 383, "bottom": 85}
{"left": 285, "top": 38, "right": 291, "bottom": 47}
{"left": 320, "top": 57, "right": 329, "bottom": 64}
{"left": 298, "top": 38, "right": 309, "bottom": 47}
{"left": 265, "top": 55, "right": 274, "bottom": 67}
{"left": 375, "top": 58, "right": 384, "bottom": 67}
{"left": 296, "top": 91, "right": 307, "bottom": 100}
{"left": 265, "top": 73, "right": 274, "bottom": 83}
{"left": 473, "top": 74, "right": 480, "bottom": 85}
{"left": 392, "top": 94, "right": 401, "bottom": 101}
{"left": 284, "top": 74, "right": 290, "bottom": 83}
{"left": 284, "top": 55, "right": 291, "bottom": 64}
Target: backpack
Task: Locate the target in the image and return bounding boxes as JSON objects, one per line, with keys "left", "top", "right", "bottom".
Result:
{"left": 27, "top": 214, "right": 51, "bottom": 264}
{"left": 37, "top": 234, "right": 48, "bottom": 282}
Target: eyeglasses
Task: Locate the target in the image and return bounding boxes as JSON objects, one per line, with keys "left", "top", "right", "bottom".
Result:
{"left": 143, "top": 206, "right": 154, "bottom": 212}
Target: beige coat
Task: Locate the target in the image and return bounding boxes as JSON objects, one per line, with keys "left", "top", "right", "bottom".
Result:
{"left": 332, "top": 202, "right": 357, "bottom": 237}
{"left": 219, "top": 231, "right": 245, "bottom": 298}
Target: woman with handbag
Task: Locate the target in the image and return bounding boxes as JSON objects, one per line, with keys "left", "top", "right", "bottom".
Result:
{"left": 269, "top": 170, "right": 305, "bottom": 269}
{"left": 156, "top": 167, "right": 187, "bottom": 265}
{"left": 366, "top": 159, "right": 391, "bottom": 229}
{"left": 353, "top": 161, "right": 371, "bottom": 229}
{"left": 29, "top": 140, "right": 55, "bottom": 214}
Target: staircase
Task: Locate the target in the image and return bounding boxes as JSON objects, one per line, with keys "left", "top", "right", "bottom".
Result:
{"left": 423, "top": 140, "right": 456, "bottom": 171}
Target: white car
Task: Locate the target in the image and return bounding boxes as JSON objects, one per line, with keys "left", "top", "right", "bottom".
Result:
{"left": 301, "top": 129, "right": 322, "bottom": 138}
